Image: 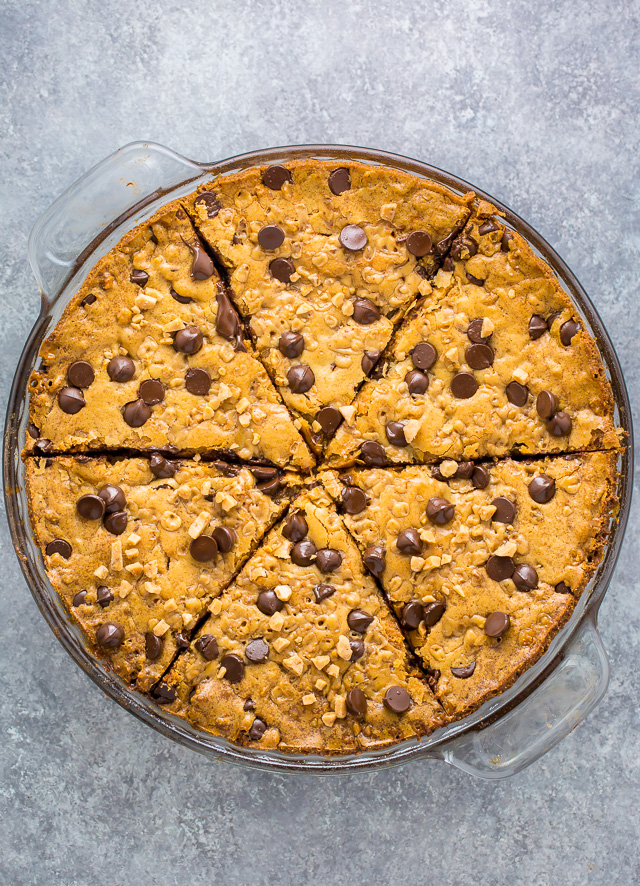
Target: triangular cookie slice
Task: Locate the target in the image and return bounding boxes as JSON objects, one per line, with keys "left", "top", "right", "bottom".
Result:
{"left": 325, "top": 205, "right": 620, "bottom": 467}
{"left": 322, "top": 449, "right": 617, "bottom": 718}
{"left": 26, "top": 202, "right": 313, "bottom": 470}
{"left": 159, "top": 484, "right": 446, "bottom": 754}
{"left": 26, "top": 456, "right": 294, "bottom": 690}
{"left": 184, "top": 160, "right": 472, "bottom": 449}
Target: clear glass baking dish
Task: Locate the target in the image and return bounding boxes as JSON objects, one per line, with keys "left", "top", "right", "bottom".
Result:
{"left": 3, "top": 142, "right": 633, "bottom": 778}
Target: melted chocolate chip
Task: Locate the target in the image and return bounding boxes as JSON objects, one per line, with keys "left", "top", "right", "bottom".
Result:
{"left": 72, "top": 590, "right": 87, "bottom": 606}
{"left": 506, "top": 381, "right": 529, "bottom": 406}
{"left": 486, "top": 555, "right": 515, "bottom": 582}
{"left": 185, "top": 368, "right": 212, "bottom": 396}
{"left": 130, "top": 269, "right": 149, "bottom": 286}
{"left": 313, "top": 584, "right": 336, "bottom": 603}
{"left": 249, "top": 718, "right": 267, "bottom": 740}
{"left": 151, "top": 682, "right": 176, "bottom": 704}
{"left": 98, "top": 484, "right": 126, "bottom": 514}
{"left": 290, "top": 539, "right": 317, "bottom": 566}
{"left": 386, "top": 421, "right": 407, "bottom": 447}
{"left": 363, "top": 544, "right": 385, "bottom": 576}
{"left": 149, "top": 454, "right": 177, "bottom": 479}
{"left": 451, "top": 235, "right": 478, "bottom": 260}
{"left": 451, "top": 662, "right": 476, "bottom": 679}
{"left": 46, "top": 539, "right": 72, "bottom": 559}
{"left": 215, "top": 288, "right": 245, "bottom": 350}
{"left": 528, "top": 314, "right": 548, "bottom": 340}
{"left": 95, "top": 622, "right": 124, "bottom": 649}
{"left": 279, "top": 331, "right": 305, "bottom": 358}
{"left": 221, "top": 654, "right": 244, "bottom": 682}
{"left": 491, "top": 497, "right": 516, "bottom": 524}
{"left": 58, "top": 387, "right": 85, "bottom": 414}
{"left": 258, "top": 224, "right": 285, "bottom": 250}
{"left": 328, "top": 167, "right": 351, "bottom": 195}
{"left": 316, "top": 549, "right": 342, "bottom": 573}
{"left": 466, "top": 271, "right": 485, "bottom": 286}
{"left": 173, "top": 325, "right": 204, "bottom": 355}
{"left": 478, "top": 220, "right": 499, "bottom": 235}
{"left": 27, "top": 423, "right": 39, "bottom": 439}
{"left": 76, "top": 494, "right": 106, "bottom": 520}
{"left": 186, "top": 239, "right": 215, "bottom": 280}
{"left": 270, "top": 257, "right": 295, "bottom": 283}
{"left": 384, "top": 686, "right": 411, "bottom": 713}
{"left": 560, "top": 320, "right": 580, "bottom": 346}
{"left": 262, "top": 165, "right": 292, "bottom": 190}
{"left": 256, "top": 590, "right": 283, "bottom": 616}
{"left": 466, "top": 343, "right": 494, "bottom": 370}
{"left": 245, "top": 638, "right": 269, "bottom": 663}
{"left": 406, "top": 230, "right": 433, "bottom": 257}
{"left": 170, "top": 287, "right": 194, "bottom": 304}
{"left": 361, "top": 350, "right": 381, "bottom": 375}
{"left": 455, "top": 462, "right": 475, "bottom": 480}
{"left": 67, "top": 361, "right": 94, "bottom": 388}
{"left": 451, "top": 372, "right": 478, "bottom": 399}
{"left": 195, "top": 634, "right": 220, "bottom": 660}
{"left": 484, "top": 611, "right": 511, "bottom": 638}
{"left": 397, "top": 528, "right": 422, "bottom": 556}
{"left": 145, "top": 631, "right": 163, "bottom": 660}
{"left": 501, "top": 231, "right": 513, "bottom": 252}
{"left": 424, "top": 601, "right": 446, "bottom": 627}
{"left": 555, "top": 582, "right": 572, "bottom": 594}
{"left": 339, "top": 224, "right": 367, "bottom": 251}
{"left": 107, "top": 355, "right": 135, "bottom": 382}
{"left": 341, "top": 486, "right": 367, "bottom": 515}
{"left": 282, "top": 513, "right": 308, "bottom": 543}
{"left": 405, "top": 369, "right": 429, "bottom": 395}
{"left": 352, "top": 297, "right": 380, "bottom": 325}
{"left": 402, "top": 601, "right": 424, "bottom": 629}
{"left": 174, "top": 632, "right": 190, "bottom": 649}
{"left": 360, "top": 441, "right": 386, "bottom": 466}
{"left": 194, "top": 192, "right": 221, "bottom": 217}
{"left": 512, "top": 564, "right": 539, "bottom": 591}
{"left": 122, "top": 398, "right": 151, "bottom": 427}
{"left": 528, "top": 475, "right": 556, "bottom": 503}
{"left": 287, "top": 364, "right": 315, "bottom": 393}
{"left": 138, "top": 379, "right": 165, "bottom": 405}
{"left": 190, "top": 535, "right": 219, "bottom": 562}
{"left": 348, "top": 610, "right": 374, "bottom": 633}
{"left": 426, "top": 497, "right": 455, "bottom": 525}
{"left": 411, "top": 342, "right": 437, "bottom": 370}
{"left": 548, "top": 411, "right": 572, "bottom": 436}
{"left": 317, "top": 406, "right": 342, "bottom": 435}
{"left": 350, "top": 638, "right": 365, "bottom": 661}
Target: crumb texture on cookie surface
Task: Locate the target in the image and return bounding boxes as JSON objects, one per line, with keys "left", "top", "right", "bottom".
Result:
{"left": 23, "top": 160, "right": 622, "bottom": 755}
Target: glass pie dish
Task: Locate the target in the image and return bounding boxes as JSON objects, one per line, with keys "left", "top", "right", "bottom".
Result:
{"left": 4, "top": 142, "right": 633, "bottom": 778}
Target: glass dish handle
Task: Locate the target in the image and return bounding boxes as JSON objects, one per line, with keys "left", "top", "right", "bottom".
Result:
{"left": 27, "top": 141, "right": 202, "bottom": 306}
{"left": 440, "top": 615, "right": 609, "bottom": 779}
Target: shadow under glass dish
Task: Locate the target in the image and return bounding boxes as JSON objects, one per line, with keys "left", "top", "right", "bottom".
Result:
{"left": 3, "top": 142, "right": 633, "bottom": 777}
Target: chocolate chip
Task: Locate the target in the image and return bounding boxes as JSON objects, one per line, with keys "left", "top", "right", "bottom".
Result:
{"left": 170, "top": 287, "right": 193, "bottom": 304}
{"left": 455, "top": 462, "right": 475, "bottom": 480}
{"left": 451, "top": 662, "right": 476, "bottom": 678}
{"left": 173, "top": 325, "right": 203, "bottom": 354}
{"left": 316, "top": 549, "right": 342, "bottom": 573}
{"left": 45, "top": 539, "right": 71, "bottom": 559}
{"left": 122, "top": 398, "right": 151, "bottom": 427}
{"left": 424, "top": 601, "right": 446, "bottom": 627}
{"left": 194, "top": 191, "right": 221, "bottom": 217}
{"left": 130, "top": 269, "right": 149, "bottom": 287}
{"left": 466, "top": 343, "right": 494, "bottom": 370}
{"left": 215, "top": 288, "right": 244, "bottom": 350}
{"left": 145, "top": 631, "right": 163, "bottom": 660}
{"left": 313, "top": 584, "right": 336, "bottom": 603}
{"left": 186, "top": 239, "right": 215, "bottom": 280}
{"left": 194, "top": 635, "right": 219, "bottom": 660}
{"left": 360, "top": 441, "right": 386, "bottom": 466}
{"left": 406, "top": 230, "right": 433, "bottom": 257}
{"left": 547, "top": 312, "right": 562, "bottom": 329}
{"left": 213, "top": 461, "right": 241, "bottom": 477}
{"left": 466, "top": 271, "right": 485, "bottom": 286}
{"left": 528, "top": 314, "right": 548, "bottom": 340}
{"left": 528, "top": 475, "right": 556, "bottom": 503}
{"left": 104, "top": 511, "right": 128, "bottom": 535}
{"left": 317, "top": 406, "right": 342, "bottom": 435}
{"left": 149, "top": 453, "right": 177, "bottom": 478}
{"left": 411, "top": 342, "right": 437, "bottom": 370}
{"left": 212, "top": 526, "right": 236, "bottom": 553}
{"left": 174, "top": 632, "right": 190, "bottom": 649}
{"left": 258, "top": 224, "right": 285, "bottom": 250}
{"left": 107, "top": 355, "right": 135, "bottom": 382}
{"left": 291, "top": 539, "right": 317, "bottom": 566}
{"left": 349, "top": 639, "right": 364, "bottom": 661}
{"left": 33, "top": 438, "right": 53, "bottom": 455}
{"left": 478, "top": 220, "right": 499, "bottom": 235}
{"left": 484, "top": 611, "right": 511, "bottom": 638}
{"left": 491, "top": 497, "right": 516, "bottom": 524}
{"left": 262, "top": 165, "right": 292, "bottom": 190}
{"left": 58, "top": 387, "right": 85, "bottom": 414}
{"left": 536, "top": 390, "right": 558, "bottom": 419}
{"left": 270, "top": 257, "right": 295, "bottom": 283}
{"left": 486, "top": 555, "right": 515, "bottom": 581}
{"left": 341, "top": 486, "right": 367, "bottom": 515}
{"left": 384, "top": 686, "right": 411, "bottom": 713}
{"left": 348, "top": 610, "right": 374, "bottom": 633}
{"left": 81, "top": 293, "right": 97, "bottom": 307}
{"left": 397, "top": 528, "right": 422, "bottom": 556}
{"left": 339, "top": 224, "right": 367, "bottom": 251}
{"left": 282, "top": 513, "right": 308, "bottom": 543}
{"left": 67, "top": 361, "right": 94, "bottom": 389}
{"left": 138, "top": 378, "right": 165, "bottom": 405}
{"left": 560, "top": 320, "right": 580, "bottom": 346}
{"left": 221, "top": 654, "right": 244, "bottom": 682}
{"left": 451, "top": 372, "right": 478, "bottom": 399}
{"left": 352, "top": 297, "right": 380, "bottom": 325}
{"left": 501, "top": 231, "right": 513, "bottom": 252}
{"left": 258, "top": 476, "right": 282, "bottom": 497}
{"left": 185, "top": 368, "right": 212, "bottom": 396}
{"left": 244, "top": 638, "right": 269, "bottom": 663}
{"left": 72, "top": 590, "right": 87, "bottom": 606}
{"left": 472, "top": 465, "right": 490, "bottom": 489}
{"left": 467, "top": 319, "right": 490, "bottom": 343}
{"left": 386, "top": 421, "right": 407, "bottom": 447}
{"left": 363, "top": 544, "right": 385, "bottom": 577}
{"left": 249, "top": 718, "right": 267, "bottom": 740}
{"left": 279, "top": 330, "right": 305, "bottom": 358}
{"left": 328, "top": 167, "right": 351, "bottom": 195}
{"left": 451, "top": 235, "right": 478, "bottom": 260}
{"left": 555, "top": 582, "right": 572, "bottom": 594}
{"left": 548, "top": 411, "right": 572, "bottom": 436}
{"left": 513, "top": 564, "right": 539, "bottom": 591}
{"left": 27, "top": 423, "right": 40, "bottom": 439}
{"left": 98, "top": 484, "right": 126, "bottom": 514}
{"left": 287, "top": 364, "right": 315, "bottom": 393}
{"left": 405, "top": 369, "right": 429, "bottom": 395}
{"left": 346, "top": 687, "right": 367, "bottom": 716}
{"left": 151, "top": 682, "right": 176, "bottom": 704}
{"left": 402, "top": 601, "right": 424, "bottom": 629}
{"left": 442, "top": 256, "right": 454, "bottom": 271}
{"left": 190, "top": 535, "right": 218, "bottom": 562}
{"left": 95, "top": 622, "right": 124, "bottom": 649}
{"left": 361, "top": 350, "right": 381, "bottom": 375}
{"left": 506, "top": 381, "right": 529, "bottom": 406}
{"left": 256, "top": 590, "right": 283, "bottom": 616}
{"left": 427, "top": 497, "right": 455, "bottom": 525}
{"left": 76, "top": 494, "right": 105, "bottom": 520}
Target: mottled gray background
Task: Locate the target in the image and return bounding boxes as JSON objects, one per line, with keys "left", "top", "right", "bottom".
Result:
{"left": 1, "top": 1, "right": 638, "bottom": 884}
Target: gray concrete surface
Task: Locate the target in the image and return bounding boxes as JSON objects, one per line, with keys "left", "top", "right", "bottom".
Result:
{"left": 1, "top": 1, "right": 638, "bottom": 884}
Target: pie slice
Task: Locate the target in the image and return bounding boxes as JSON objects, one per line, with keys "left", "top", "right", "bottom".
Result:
{"left": 26, "top": 202, "right": 313, "bottom": 470}
{"left": 325, "top": 203, "right": 620, "bottom": 467}
{"left": 26, "top": 456, "right": 295, "bottom": 690}
{"left": 322, "top": 449, "right": 618, "bottom": 718}
{"left": 158, "top": 484, "right": 446, "bottom": 754}
{"left": 184, "top": 160, "right": 473, "bottom": 449}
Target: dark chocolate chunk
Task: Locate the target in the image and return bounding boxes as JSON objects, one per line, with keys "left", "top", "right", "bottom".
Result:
{"left": 249, "top": 718, "right": 267, "bottom": 740}
{"left": 151, "top": 682, "right": 176, "bottom": 704}
{"left": 466, "top": 271, "right": 485, "bottom": 286}
{"left": 81, "top": 293, "right": 97, "bottom": 307}
{"left": 130, "top": 269, "right": 149, "bottom": 286}
{"left": 478, "top": 220, "right": 499, "bottom": 235}
{"left": 194, "top": 191, "right": 221, "bottom": 217}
